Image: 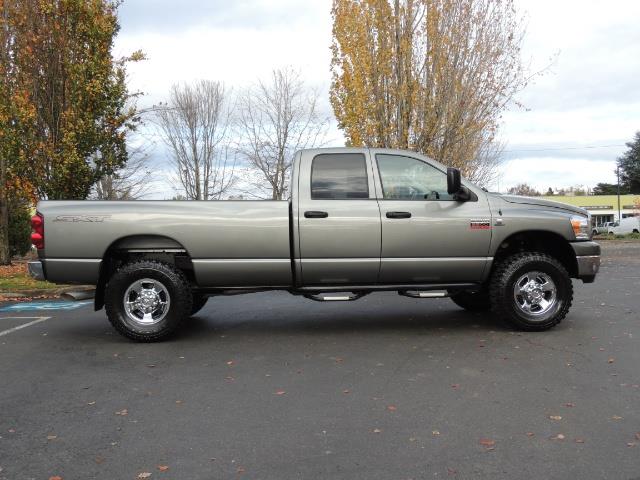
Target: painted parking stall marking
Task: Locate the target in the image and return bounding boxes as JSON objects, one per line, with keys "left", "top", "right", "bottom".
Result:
{"left": 0, "top": 317, "right": 52, "bottom": 337}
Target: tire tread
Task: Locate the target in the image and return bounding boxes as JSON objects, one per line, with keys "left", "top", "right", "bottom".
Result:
{"left": 489, "top": 252, "right": 573, "bottom": 331}
{"left": 105, "top": 260, "right": 192, "bottom": 342}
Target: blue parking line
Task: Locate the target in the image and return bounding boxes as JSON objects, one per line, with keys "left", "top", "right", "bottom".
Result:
{"left": 0, "top": 300, "right": 92, "bottom": 313}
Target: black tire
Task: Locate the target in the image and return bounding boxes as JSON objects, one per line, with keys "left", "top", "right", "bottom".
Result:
{"left": 105, "top": 260, "right": 192, "bottom": 342}
{"left": 489, "top": 252, "right": 573, "bottom": 331}
{"left": 191, "top": 294, "right": 209, "bottom": 315}
{"left": 450, "top": 290, "right": 491, "bottom": 312}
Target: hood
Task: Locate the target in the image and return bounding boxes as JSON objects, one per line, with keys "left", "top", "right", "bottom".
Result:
{"left": 500, "top": 195, "right": 588, "bottom": 216}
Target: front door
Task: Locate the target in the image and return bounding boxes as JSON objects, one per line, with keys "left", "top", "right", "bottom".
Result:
{"left": 297, "top": 150, "right": 381, "bottom": 285}
{"left": 373, "top": 152, "right": 492, "bottom": 283}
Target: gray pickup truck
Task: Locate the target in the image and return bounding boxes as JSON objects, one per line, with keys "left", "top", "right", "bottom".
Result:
{"left": 29, "top": 148, "right": 600, "bottom": 341}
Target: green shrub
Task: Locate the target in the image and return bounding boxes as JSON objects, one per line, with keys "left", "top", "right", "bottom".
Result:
{"left": 613, "top": 232, "right": 640, "bottom": 240}
{"left": 8, "top": 200, "right": 32, "bottom": 257}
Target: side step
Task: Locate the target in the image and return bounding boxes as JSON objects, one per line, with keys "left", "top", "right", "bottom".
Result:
{"left": 304, "top": 292, "right": 369, "bottom": 302}
{"left": 399, "top": 290, "right": 449, "bottom": 299}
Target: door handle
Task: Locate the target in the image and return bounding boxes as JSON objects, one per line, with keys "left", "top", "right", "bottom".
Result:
{"left": 386, "top": 211, "right": 412, "bottom": 219}
{"left": 304, "top": 211, "right": 329, "bottom": 218}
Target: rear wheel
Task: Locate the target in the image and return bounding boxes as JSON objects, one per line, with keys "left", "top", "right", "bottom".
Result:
{"left": 105, "top": 260, "right": 192, "bottom": 342}
{"left": 489, "top": 253, "right": 573, "bottom": 331}
{"left": 450, "top": 290, "right": 491, "bottom": 312}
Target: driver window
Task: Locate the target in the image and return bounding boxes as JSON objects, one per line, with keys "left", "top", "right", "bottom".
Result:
{"left": 376, "top": 154, "right": 453, "bottom": 200}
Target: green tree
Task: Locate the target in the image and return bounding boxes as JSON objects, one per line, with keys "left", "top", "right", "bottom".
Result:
{"left": 8, "top": 197, "right": 31, "bottom": 257}
{"left": 7, "top": 0, "right": 143, "bottom": 200}
{"left": 592, "top": 182, "right": 620, "bottom": 195}
{"left": 618, "top": 131, "right": 640, "bottom": 194}
{"left": 0, "top": 0, "right": 142, "bottom": 263}
{"left": 546, "top": 187, "right": 554, "bottom": 196}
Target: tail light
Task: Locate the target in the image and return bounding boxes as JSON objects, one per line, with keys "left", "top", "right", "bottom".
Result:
{"left": 31, "top": 213, "right": 44, "bottom": 249}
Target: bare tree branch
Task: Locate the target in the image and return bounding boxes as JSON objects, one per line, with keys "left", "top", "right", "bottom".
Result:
{"left": 236, "top": 68, "right": 329, "bottom": 200}
{"left": 91, "top": 131, "right": 155, "bottom": 200}
{"left": 155, "top": 80, "right": 237, "bottom": 200}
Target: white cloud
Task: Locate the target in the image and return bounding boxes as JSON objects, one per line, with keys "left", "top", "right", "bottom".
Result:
{"left": 114, "top": 0, "right": 640, "bottom": 197}
{"left": 499, "top": 157, "right": 618, "bottom": 193}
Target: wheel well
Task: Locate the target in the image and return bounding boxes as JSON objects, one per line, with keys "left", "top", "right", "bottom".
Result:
{"left": 492, "top": 231, "right": 578, "bottom": 277}
{"left": 94, "top": 235, "right": 195, "bottom": 311}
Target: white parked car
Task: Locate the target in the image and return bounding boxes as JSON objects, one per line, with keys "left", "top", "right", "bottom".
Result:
{"left": 593, "top": 221, "right": 615, "bottom": 236}
{"left": 607, "top": 217, "right": 640, "bottom": 235}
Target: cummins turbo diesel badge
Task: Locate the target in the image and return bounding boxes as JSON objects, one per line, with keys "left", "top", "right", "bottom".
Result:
{"left": 470, "top": 219, "right": 491, "bottom": 230}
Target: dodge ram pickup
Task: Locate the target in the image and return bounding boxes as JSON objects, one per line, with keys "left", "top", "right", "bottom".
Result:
{"left": 28, "top": 148, "right": 601, "bottom": 341}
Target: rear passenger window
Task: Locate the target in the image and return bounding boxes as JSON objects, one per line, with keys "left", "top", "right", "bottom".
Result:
{"left": 311, "top": 153, "right": 369, "bottom": 199}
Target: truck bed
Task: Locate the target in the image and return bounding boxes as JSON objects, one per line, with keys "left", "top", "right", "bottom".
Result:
{"left": 38, "top": 200, "right": 292, "bottom": 287}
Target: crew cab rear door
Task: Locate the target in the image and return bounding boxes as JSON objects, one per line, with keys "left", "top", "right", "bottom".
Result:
{"left": 372, "top": 151, "right": 492, "bottom": 283}
{"left": 295, "top": 149, "right": 381, "bottom": 285}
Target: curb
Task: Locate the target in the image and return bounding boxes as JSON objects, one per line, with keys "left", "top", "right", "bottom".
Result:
{"left": 0, "top": 285, "right": 94, "bottom": 300}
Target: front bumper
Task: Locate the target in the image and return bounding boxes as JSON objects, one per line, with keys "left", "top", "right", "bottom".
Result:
{"left": 570, "top": 241, "right": 601, "bottom": 282}
{"left": 27, "top": 260, "right": 45, "bottom": 281}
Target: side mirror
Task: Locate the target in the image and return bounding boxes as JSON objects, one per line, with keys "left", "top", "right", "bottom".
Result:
{"left": 447, "top": 167, "right": 461, "bottom": 194}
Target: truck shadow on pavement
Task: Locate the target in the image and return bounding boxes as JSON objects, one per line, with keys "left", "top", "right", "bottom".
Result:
{"left": 173, "top": 308, "right": 511, "bottom": 341}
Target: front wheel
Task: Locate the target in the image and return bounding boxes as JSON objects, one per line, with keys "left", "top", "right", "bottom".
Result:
{"left": 489, "top": 253, "right": 573, "bottom": 331}
{"left": 105, "top": 260, "right": 192, "bottom": 342}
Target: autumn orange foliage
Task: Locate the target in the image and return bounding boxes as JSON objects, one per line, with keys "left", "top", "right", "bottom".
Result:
{"left": 330, "top": 0, "right": 527, "bottom": 185}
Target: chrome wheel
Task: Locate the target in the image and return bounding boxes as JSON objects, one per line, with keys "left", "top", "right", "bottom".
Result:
{"left": 513, "top": 271, "right": 557, "bottom": 317}
{"left": 123, "top": 278, "right": 171, "bottom": 326}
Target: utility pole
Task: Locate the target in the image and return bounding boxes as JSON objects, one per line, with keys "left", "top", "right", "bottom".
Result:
{"left": 617, "top": 164, "right": 622, "bottom": 222}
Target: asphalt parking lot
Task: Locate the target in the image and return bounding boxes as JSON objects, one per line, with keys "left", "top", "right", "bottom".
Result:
{"left": 0, "top": 241, "right": 639, "bottom": 480}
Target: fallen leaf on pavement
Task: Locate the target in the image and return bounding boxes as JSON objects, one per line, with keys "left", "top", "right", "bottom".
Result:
{"left": 551, "top": 433, "right": 565, "bottom": 440}
{"left": 549, "top": 416, "right": 562, "bottom": 420}
{"left": 451, "top": 384, "right": 460, "bottom": 389}
{"left": 575, "top": 438, "right": 585, "bottom": 444}
{"left": 175, "top": 400, "right": 183, "bottom": 405}
{"left": 372, "top": 428, "right": 382, "bottom": 433}
{"left": 479, "top": 438, "right": 495, "bottom": 447}
{"left": 46, "top": 435, "right": 57, "bottom": 440}
{"left": 387, "top": 405, "right": 397, "bottom": 412}
{"left": 342, "top": 389, "right": 350, "bottom": 394}
{"left": 137, "top": 473, "right": 152, "bottom": 479}
{"left": 157, "top": 465, "right": 169, "bottom": 472}
{"left": 237, "top": 466, "right": 245, "bottom": 473}
{"left": 87, "top": 401, "right": 96, "bottom": 406}
{"left": 564, "top": 403, "right": 575, "bottom": 408}
{"left": 608, "top": 358, "right": 615, "bottom": 364}
{"left": 49, "top": 477, "right": 63, "bottom": 480}
{"left": 274, "top": 390, "right": 286, "bottom": 395}
{"left": 635, "top": 433, "right": 640, "bottom": 441}
{"left": 627, "top": 442, "right": 636, "bottom": 448}
{"left": 526, "top": 432, "right": 535, "bottom": 437}
{"left": 226, "top": 360, "right": 235, "bottom": 366}
{"left": 432, "top": 430, "right": 440, "bottom": 436}
{"left": 612, "top": 415, "right": 623, "bottom": 420}
{"left": 115, "top": 409, "right": 128, "bottom": 416}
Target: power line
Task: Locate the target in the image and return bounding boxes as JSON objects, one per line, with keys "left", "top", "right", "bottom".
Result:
{"left": 504, "top": 144, "right": 625, "bottom": 153}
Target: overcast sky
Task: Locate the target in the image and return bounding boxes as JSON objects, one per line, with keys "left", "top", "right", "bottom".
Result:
{"left": 114, "top": 0, "right": 640, "bottom": 197}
